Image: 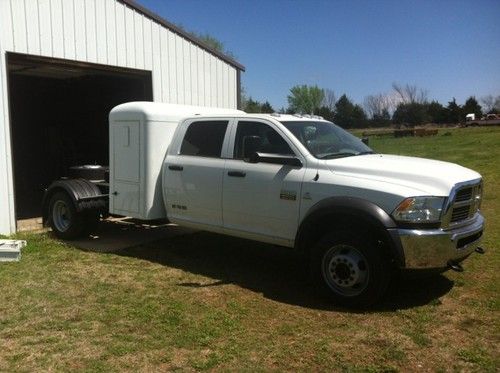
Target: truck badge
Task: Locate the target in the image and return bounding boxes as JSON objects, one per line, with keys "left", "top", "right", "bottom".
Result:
{"left": 280, "top": 190, "right": 297, "bottom": 201}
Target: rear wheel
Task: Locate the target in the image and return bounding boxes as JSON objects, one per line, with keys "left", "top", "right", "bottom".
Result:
{"left": 48, "top": 192, "right": 85, "bottom": 240}
{"left": 311, "top": 230, "right": 391, "bottom": 308}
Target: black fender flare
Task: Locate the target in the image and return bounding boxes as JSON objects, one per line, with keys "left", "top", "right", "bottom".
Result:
{"left": 295, "top": 196, "right": 405, "bottom": 266}
{"left": 42, "top": 179, "right": 107, "bottom": 225}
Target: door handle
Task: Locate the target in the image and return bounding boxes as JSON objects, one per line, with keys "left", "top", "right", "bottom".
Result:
{"left": 168, "top": 165, "right": 183, "bottom": 171}
{"left": 228, "top": 171, "right": 246, "bottom": 177}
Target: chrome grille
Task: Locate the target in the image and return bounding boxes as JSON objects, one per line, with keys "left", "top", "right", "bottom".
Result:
{"left": 444, "top": 181, "right": 482, "bottom": 227}
{"left": 451, "top": 205, "right": 471, "bottom": 222}
{"left": 455, "top": 187, "right": 472, "bottom": 203}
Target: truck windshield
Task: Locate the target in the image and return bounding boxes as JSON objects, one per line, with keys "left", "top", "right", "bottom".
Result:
{"left": 280, "top": 121, "right": 374, "bottom": 159}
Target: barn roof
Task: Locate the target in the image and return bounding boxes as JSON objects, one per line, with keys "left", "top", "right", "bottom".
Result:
{"left": 119, "top": 0, "right": 245, "bottom": 71}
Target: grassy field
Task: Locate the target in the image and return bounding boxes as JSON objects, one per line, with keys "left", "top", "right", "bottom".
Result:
{"left": 1, "top": 127, "right": 499, "bottom": 372}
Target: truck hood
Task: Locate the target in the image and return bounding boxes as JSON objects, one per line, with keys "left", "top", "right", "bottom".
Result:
{"left": 325, "top": 154, "right": 481, "bottom": 196}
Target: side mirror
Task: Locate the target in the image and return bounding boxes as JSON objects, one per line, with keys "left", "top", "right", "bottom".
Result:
{"left": 361, "top": 137, "right": 369, "bottom": 145}
{"left": 242, "top": 136, "right": 262, "bottom": 159}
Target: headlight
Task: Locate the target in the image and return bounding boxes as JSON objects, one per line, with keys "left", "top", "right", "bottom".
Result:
{"left": 392, "top": 196, "right": 445, "bottom": 224}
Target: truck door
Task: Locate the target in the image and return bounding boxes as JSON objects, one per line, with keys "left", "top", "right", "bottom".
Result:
{"left": 222, "top": 120, "right": 306, "bottom": 244}
{"left": 163, "top": 119, "right": 230, "bottom": 228}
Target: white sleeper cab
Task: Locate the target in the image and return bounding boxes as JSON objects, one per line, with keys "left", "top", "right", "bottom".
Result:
{"left": 42, "top": 102, "right": 486, "bottom": 307}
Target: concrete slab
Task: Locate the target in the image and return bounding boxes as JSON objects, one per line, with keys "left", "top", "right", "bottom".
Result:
{"left": 70, "top": 218, "right": 196, "bottom": 252}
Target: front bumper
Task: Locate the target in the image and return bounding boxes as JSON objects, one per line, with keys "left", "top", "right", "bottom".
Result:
{"left": 395, "top": 213, "right": 485, "bottom": 269}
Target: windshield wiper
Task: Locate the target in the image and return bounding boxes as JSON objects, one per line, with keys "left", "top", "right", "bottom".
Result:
{"left": 319, "top": 152, "right": 357, "bottom": 159}
{"left": 319, "top": 150, "right": 375, "bottom": 159}
{"left": 357, "top": 151, "right": 375, "bottom": 155}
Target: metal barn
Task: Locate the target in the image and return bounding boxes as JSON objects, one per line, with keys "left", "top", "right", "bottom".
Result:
{"left": 0, "top": 0, "right": 244, "bottom": 234}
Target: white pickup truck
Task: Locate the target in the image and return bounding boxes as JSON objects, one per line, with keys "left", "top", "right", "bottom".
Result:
{"left": 42, "top": 102, "right": 485, "bottom": 307}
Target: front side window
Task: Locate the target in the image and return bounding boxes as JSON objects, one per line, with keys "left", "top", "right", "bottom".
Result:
{"left": 281, "top": 121, "right": 373, "bottom": 159}
{"left": 234, "top": 121, "right": 294, "bottom": 159}
{"left": 180, "top": 120, "right": 229, "bottom": 157}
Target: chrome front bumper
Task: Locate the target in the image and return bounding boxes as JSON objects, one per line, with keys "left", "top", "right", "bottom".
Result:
{"left": 397, "top": 213, "right": 485, "bottom": 269}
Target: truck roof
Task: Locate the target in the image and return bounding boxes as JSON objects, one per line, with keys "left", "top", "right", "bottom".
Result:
{"left": 243, "top": 113, "right": 329, "bottom": 122}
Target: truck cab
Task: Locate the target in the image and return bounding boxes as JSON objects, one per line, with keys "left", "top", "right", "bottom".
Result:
{"left": 43, "top": 103, "right": 486, "bottom": 307}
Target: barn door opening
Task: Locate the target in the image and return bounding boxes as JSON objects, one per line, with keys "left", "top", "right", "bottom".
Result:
{"left": 6, "top": 53, "right": 153, "bottom": 223}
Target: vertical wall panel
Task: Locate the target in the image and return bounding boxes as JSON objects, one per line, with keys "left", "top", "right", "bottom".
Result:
{"left": 84, "top": 0, "right": 97, "bottom": 62}
{"left": 50, "top": 0, "right": 64, "bottom": 57}
{"left": 62, "top": 0, "right": 76, "bottom": 59}
{"left": 143, "top": 18, "right": 152, "bottom": 70}
{"left": 160, "top": 27, "right": 171, "bottom": 102}
{"left": 228, "top": 67, "right": 236, "bottom": 109}
{"left": 151, "top": 22, "right": 162, "bottom": 101}
{"left": 190, "top": 43, "right": 198, "bottom": 105}
{"left": 222, "top": 64, "right": 229, "bottom": 108}
{"left": 167, "top": 30, "right": 177, "bottom": 103}
{"left": 0, "top": 37, "right": 16, "bottom": 233}
{"left": 115, "top": 1, "right": 126, "bottom": 66}
{"left": 95, "top": 0, "right": 107, "bottom": 64}
{"left": 25, "top": 0, "right": 40, "bottom": 55}
{"left": 73, "top": 0, "right": 86, "bottom": 60}
{"left": 105, "top": 0, "right": 117, "bottom": 65}
{"left": 133, "top": 11, "right": 144, "bottom": 69}
{"left": 183, "top": 41, "right": 191, "bottom": 104}
{"left": 11, "top": 0, "right": 28, "bottom": 52}
{"left": 210, "top": 55, "right": 217, "bottom": 107}
{"left": 217, "top": 59, "right": 224, "bottom": 107}
{"left": 203, "top": 52, "right": 211, "bottom": 106}
{"left": 38, "top": 0, "right": 52, "bottom": 55}
{"left": 124, "top": 6, "right": 135, "bottom": 68}
{"left": 175, "top": 35, "right": 184, "bottom": 104}
{"left": 196, "top": 49, "right": 204, "bottom": 106}
{"left": 0, "top": 0, "right": 14, "bottom": 51}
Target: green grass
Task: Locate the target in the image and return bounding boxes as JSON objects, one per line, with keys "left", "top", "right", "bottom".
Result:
{"left": 1, "top": 127, "right": 499, "bottom": 372}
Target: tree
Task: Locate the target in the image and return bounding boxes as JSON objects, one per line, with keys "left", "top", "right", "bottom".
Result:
{"left": 392, "top": 102, "right": 429, "bottom": 126}
{"left": 322, "top": 89, "right": 337, "bottom": 111}
{"left": 446, "top": 98, "right": 462, "bottom": 124}
{"left": 333, "top": 94, "right": 367, "bottom": 128}
{"left": 260, "top": 101, "right": 275, "bottom": 113}
{"left": 426, "top": 101, "right": 448, "bottom": 124}
{"left": 243, "top": 98, "right": 275, "bottom": 113}
{"left": 287, "top": 85, "right": 325, "bottom": 114}
{"left": 371, "top": 109, "right": 391, "bottom": 127}
{"left": 314, "top": 106, "right": 335, "bottom": 122}
{"left": 364, "top": 94, "right": 393, "bottom": 119}
{"left": 392, "top": 83, "right": 428, "bottom": 104}
{"left": 462, "top": 96, "right": 482, "bottom": 119}
{"left": 480, "top": 94, "right": 500, "bottom": 114}
{"left": 244, "top": 98, "right": 263, "bottom": 113}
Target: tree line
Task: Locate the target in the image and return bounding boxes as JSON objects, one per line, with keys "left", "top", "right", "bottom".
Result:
{"left": 243, "top": 84, "right": 500, "bottom": 129}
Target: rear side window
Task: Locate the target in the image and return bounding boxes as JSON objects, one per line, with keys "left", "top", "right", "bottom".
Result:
{"left": 180, "top": 121, "right": 229, "bottom": 157}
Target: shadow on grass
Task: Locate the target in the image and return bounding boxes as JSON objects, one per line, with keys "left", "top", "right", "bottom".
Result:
{"left": 85, "top": 228, "right": 455, "bottom": 312}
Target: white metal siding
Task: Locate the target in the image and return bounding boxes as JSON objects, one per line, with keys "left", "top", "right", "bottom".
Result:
{"left": 0, "top": 0, "right": 240, "bottom": 234}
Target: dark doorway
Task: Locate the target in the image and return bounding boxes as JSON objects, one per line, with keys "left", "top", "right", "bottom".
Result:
{"left": 7, "top": 53, "right": 153, "bottom": 220}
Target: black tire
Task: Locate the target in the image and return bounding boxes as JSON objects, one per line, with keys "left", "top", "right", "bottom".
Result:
{"left": 48, "top": 191, "right": 86, "bottom": 240}
{"left": 310, "top": 230, "right": 391, "bottom": 308}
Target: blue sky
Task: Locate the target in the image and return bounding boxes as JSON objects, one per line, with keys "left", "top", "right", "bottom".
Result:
{"left": 138, "top": 0, "right": 500, "bottom": 110}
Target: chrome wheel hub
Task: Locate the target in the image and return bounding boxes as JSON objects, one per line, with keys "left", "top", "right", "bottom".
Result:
{"left": 322, "top": 244, "right": 369, "bottom": 296}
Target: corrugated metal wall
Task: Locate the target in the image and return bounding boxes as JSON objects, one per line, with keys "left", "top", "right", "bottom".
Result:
{"left": 0, "top": 0, "right": 240, "bottom": 234}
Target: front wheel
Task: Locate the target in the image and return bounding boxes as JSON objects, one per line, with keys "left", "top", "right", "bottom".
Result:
{"left": 310, "top": 230, "right": 391, "bottom": 308}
